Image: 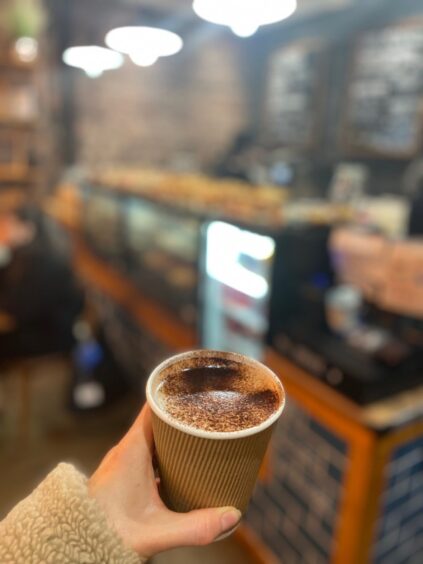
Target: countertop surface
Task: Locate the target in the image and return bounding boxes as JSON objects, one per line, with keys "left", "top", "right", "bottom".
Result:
{"left": 46, "top": 201, "right": 423, "bottom": 433}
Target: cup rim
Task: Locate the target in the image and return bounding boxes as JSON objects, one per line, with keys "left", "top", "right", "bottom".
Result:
{"left": 146, "top": 349, "right": 285, "bottom": 440}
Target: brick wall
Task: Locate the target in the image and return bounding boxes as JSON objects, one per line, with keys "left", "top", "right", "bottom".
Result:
{"left": 72, "top": 31, "right": 247, "bottom": 168}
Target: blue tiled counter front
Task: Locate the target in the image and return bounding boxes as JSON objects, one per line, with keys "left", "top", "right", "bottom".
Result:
{"left": 246, "top": 398, "right": 348, "bottom": 563}
{"left": 373, "top": 436, "right": 423, "bottom": 564}
{"left": 243, "top": 360, "right": 423, "bottom": 564}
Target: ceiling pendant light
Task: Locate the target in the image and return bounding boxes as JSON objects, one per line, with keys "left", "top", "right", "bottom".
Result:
{"left": 105, "top": 26, "right": 183, "bottom": 68}
{"left": 62, "top": 45, "right": 123, "bottom": 78}
{"left": 192, "top": 0, "right": 297, "bottom": 38}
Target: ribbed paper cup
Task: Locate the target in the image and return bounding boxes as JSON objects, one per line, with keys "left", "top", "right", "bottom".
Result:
{"left": 146, "top": 350, "right": 285, "bottom": 517}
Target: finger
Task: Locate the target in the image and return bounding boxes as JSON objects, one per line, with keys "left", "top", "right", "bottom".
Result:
{"left": 139, "top": 404, "right": 154, "bottom": 454}
{"left": 139, "top": 507, "right": 242, "bottom": 554}
{"left": 171, "top": 507, "right": 242, "bottom": 546}
{"left": 106, "top": 404, "right": 154, "bottom": 478}
{"left": 121, "top": 403, "right": 154, "bottom": 455}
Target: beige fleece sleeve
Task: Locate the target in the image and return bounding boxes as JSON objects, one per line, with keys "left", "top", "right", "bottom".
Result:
{"left": 0, "top": 463, "right": 142, "bottom": 564}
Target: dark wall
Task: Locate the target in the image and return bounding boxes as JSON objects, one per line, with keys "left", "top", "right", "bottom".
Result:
{"left": 239, "top": 0, "right": 423, "bottom": 196}
{"left": 48, "top": 0, "right": 248, "bottom": 169}
{"left": 49, "top": 0, "right": 423, "bottom": 195}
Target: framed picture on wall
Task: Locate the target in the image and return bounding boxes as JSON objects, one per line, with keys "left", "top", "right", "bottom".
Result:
{"left": 343, "top": 19, "right": 423, "bottom": 159}
{"left": 261, "top": 38, "right": 326, "bottom": 151}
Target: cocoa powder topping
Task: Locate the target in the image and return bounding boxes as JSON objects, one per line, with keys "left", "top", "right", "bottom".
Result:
{"left": 157, "top": 361, "right": 281, "bottom": 432}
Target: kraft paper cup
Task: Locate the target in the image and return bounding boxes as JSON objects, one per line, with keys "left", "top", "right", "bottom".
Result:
{"left": 146, "top": 350, "right": 285, "bottom": 521}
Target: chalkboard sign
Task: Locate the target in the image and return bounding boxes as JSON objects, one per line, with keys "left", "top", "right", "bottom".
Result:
{"left": 345, "top": 23, "right": 423, "bottom": 158}
{"left": 263, "top": 40, "right": 324, "bottom": 149}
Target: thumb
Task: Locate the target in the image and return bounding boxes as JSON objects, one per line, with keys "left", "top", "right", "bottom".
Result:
{"left": 174, "top": 506, "right": 242, "bottom": 546}
{"left": 146, "top": 507, "right": 242, "bottom": 552}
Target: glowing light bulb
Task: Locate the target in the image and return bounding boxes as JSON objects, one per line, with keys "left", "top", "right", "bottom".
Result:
{"left": 130, "top": 51, "right": 158, "bottom": 67}
{"left": 231, "top": 22, "right": 259, "bottom": 38}
{"left": 85, "top": 67, "right": 103, "bottom": 78}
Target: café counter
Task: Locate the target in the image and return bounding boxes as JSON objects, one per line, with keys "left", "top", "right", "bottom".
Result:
{"left": 45, "top": 194, "right": 422, "bottom": 564}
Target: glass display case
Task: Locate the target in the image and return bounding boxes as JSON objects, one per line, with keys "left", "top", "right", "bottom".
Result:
{"left": 201, "top": 220, "right": 276, "bottom": 360}
{"left": 124, "top": 197, "right": 201, "bottom": 327}
{"left": 86, "top": 287, "right": 170, "bottom": 392}
{"left": 81, "top": 183, "right": 126, "bottom": 266}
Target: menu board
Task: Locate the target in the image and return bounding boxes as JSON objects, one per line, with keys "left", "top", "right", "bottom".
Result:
{"left": 345, "top": 23, "right": 423, "bottom": 157}
{"left": 263, "top": 40, "right": 324, "bottom": 148}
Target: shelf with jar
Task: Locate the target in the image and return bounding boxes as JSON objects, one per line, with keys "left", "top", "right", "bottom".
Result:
{"left": 0, "top": 0, "right": 49, "bottom": 192}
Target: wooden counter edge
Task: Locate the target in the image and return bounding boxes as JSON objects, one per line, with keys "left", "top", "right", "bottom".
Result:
{"left": 265, "top": 348, "right": 366, "bottom": 431}
{"left": 46, "top": 204, "right": 421, "bottom": 430}
{"left": 72, "top": 239, "right": 197, "bottom": 350}
{"left": 44, "top": 207, "right": 197, "bottom": 351}
{"left": 235, "top": 524, "right": 280, "bottom": 564}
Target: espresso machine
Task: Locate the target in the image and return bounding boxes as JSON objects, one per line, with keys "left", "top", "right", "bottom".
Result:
{"left": 270, "top": 226, "right": 423, "bottom": 404}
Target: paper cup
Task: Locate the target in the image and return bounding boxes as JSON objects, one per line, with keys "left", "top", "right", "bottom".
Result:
{"left": 146, "top": 350, "right": 285, "bottom": 516}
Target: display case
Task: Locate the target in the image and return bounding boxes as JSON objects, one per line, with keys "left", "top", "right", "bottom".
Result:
{"left": 81, "top": 182, "right": 126, "bottom": 267}
{"left": 201, "top": 220, "right": 333, "bottom": 362}
{"left": 201, "top": 220, "right": 276, "bottom": 359}
{"left": 87, "top": 286, "right": 171, "bottom": 393}
{"left": 124, "top": 197, "right": 201, "bottom": 327}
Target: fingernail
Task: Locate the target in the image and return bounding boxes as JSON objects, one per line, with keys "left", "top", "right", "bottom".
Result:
{"left": 220, "top": 508, "right": 242, "bottom": 532}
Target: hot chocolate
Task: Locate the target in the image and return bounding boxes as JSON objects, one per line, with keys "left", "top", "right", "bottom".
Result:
{"left": 156, "top": 357, "right": 282, "bottom": 432}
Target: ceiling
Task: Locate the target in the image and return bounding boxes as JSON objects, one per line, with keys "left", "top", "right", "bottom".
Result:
{"left": 53, "top": 0, "right": 355, "bottom": 52}
{"left": 83, "top": 0, "right": 355, "bottom": 36}
{"left": 95, "top": 0, "right": 353, "bottom": 16}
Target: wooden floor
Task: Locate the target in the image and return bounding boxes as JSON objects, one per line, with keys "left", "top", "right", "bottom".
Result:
{"left": 0, "top": 357, "right": 255, "bottom": 563}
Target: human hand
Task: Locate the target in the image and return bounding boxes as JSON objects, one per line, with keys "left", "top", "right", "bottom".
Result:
{"left": 89, "top": 404, "right": 242, "bottom": 559}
